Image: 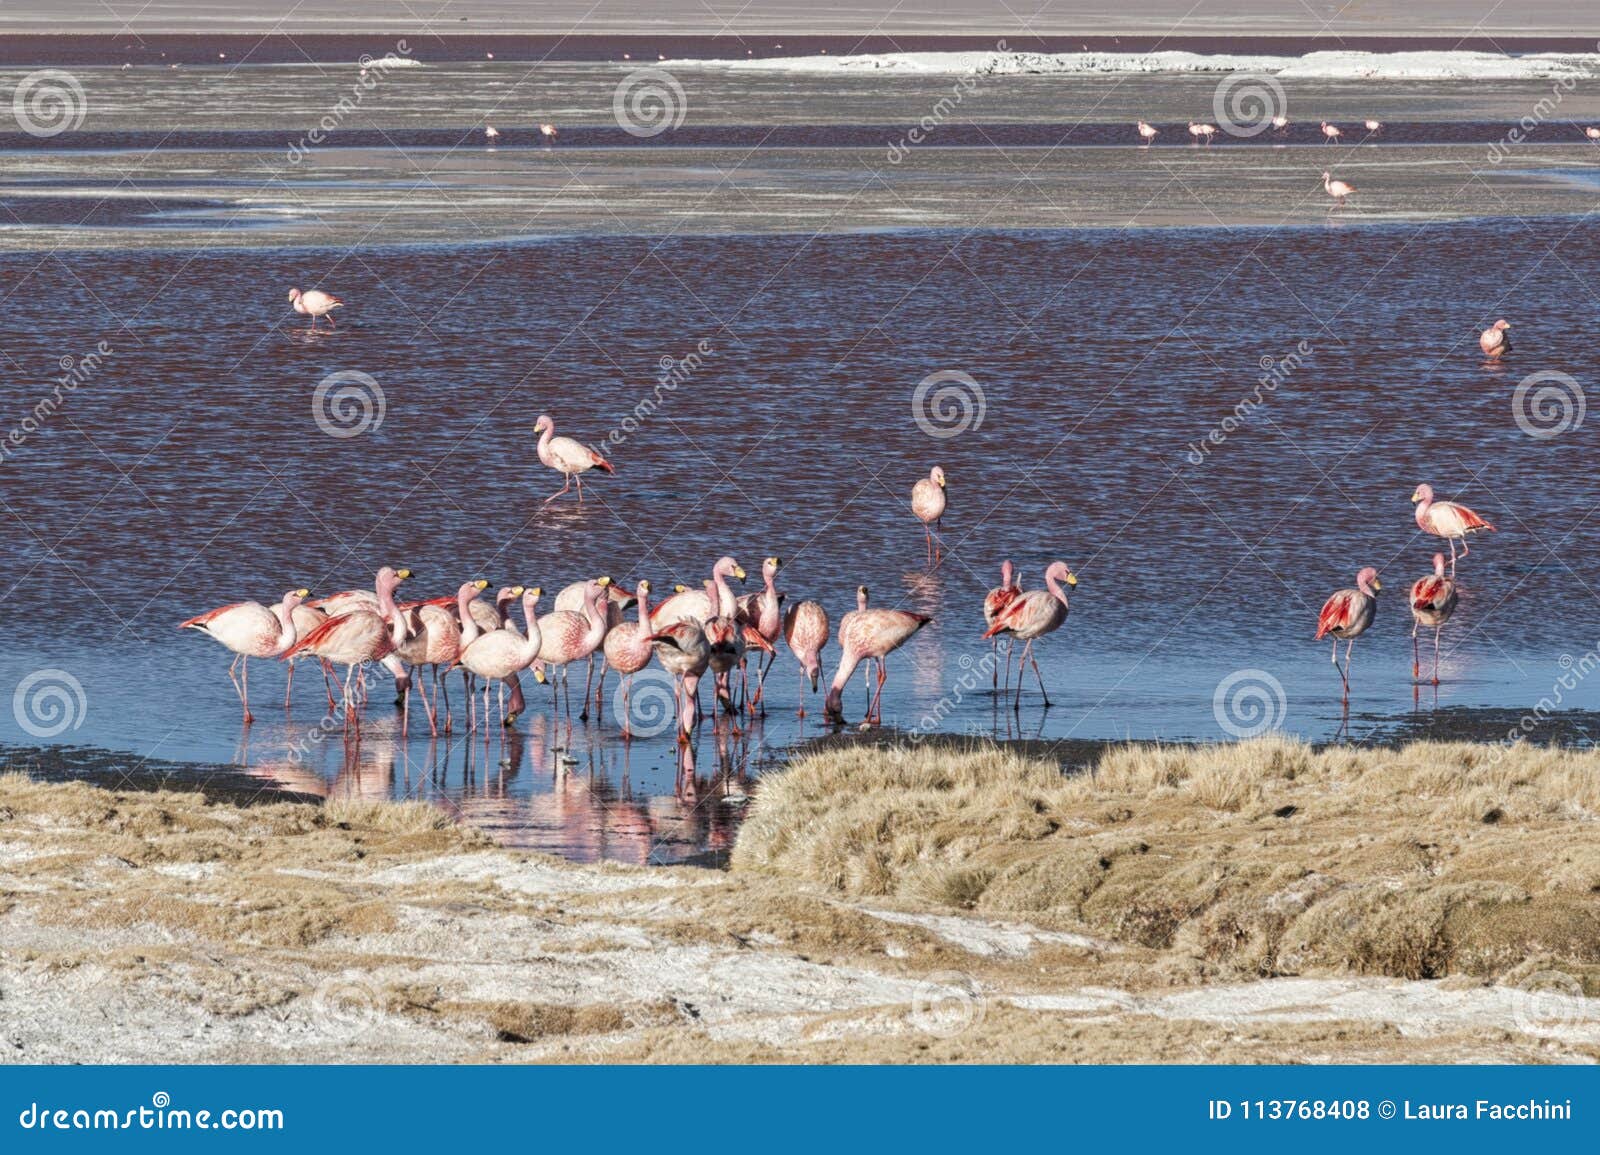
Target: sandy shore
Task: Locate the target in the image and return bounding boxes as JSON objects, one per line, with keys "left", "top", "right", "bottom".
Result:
{"left": 2, "top": 737, "right": 1597, "bottom": 1064}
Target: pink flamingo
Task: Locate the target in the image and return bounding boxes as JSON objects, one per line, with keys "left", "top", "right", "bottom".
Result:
{"left": 534, "top": 577, "right": 611, "bottom": 717}
{"left": 287, "top": 287, "right": 342, "bottom": 329}
{"left": 180, "top": 587, "right": 310, "bottom": 724}
{"left": 1320, "top": 121, "right": 1342, "bottom": 143}
{"left": 1586, "top": 127, "right": 1600, "bottom": 141}
{"left": 308, "top": 585, "right": 414, "bottom": 704}
{"left": 395, "top": 579, "right": 488, "bottom": 735}
{"left": 1271, "top": 114, "right": 1289, "bottom": 132}
{"left": 1363, "top": 119, "right": 1383, "bottom": 134}
{"left": 535, "top": 414, "right": 614, "bottom": 503}
{"left": 650, "top": 619, "right": 711, "bottom": 740}
{"left": 736, "top": 556, "right": 785, "bottom": 711}
{"left": 1315, "top": 566, "right": 1381, "bottom": 704}
{"left": 463, "top": 584, "right": 521, "bottom": 635}
{"left": 538, "top": 122, "right": 558, "bottom": 141}
{"left": 1136, "top": 120, "right": 1158, "bottom": 145}
{"left": 603, "top": 578, "right": 656, "bottom": 739}
{"left": 651, "top": 556, "right": 746, "bottom": 626}
{"left": 783, "top": 599, "right": 829, "bottom": 716}
{"left": 982, "top": 560, "right": 1076, "bottom": 711}
{"left": 1322, "top": 171, "right": 1355, "bottom": 207}
{"left": 556, "top": 578, "right": 636, "bottom": 714}
{"left": 283, "top": 567, "right": 412, "bottom": 725}
{"left": 1479, "top": 319, "right": 1511, "bottom": 359}
{"left": 454, "top": 587, "right": 544, "bottom": 730}
{"left": 277, "top": 594, "right": 334, "bottom": 708}
{"left": 1410, "top": 553, "right": 1458, "bottom": 685}
{"left": 1412, "top": 483, "right": 1495, "bottom": 575}
{"left": 824, "top": 587, "right": 932, "bottom": 727}
{"left": 983, "top": 559, "right": 1022, "bottom": 692}
{"left": 704, "top": 577, "right": 775, "bottom": 715}
{"left": 485, "top": 124, "right": 500, "bottom": 141}
{"left": 1187, "top": 122, "right": 1217, "bottom": 144}
{"left": 911, "top": 466, "right": 947, "bottom": 568}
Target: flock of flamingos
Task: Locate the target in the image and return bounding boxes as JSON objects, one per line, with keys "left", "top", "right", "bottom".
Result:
{"left": 181, "top": 298, "right": 1507, "bottom": 741}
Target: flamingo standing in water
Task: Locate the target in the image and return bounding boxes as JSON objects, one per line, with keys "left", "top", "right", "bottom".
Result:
{"left": 1188, "top": 122, "right": 1217, "bottom": 144}
{"left": 283, "top": 567, "right": 412, "bottom": 725}
{"left": 534, "top": 577, "right": 611, "bottom": 718}
{"left": 982, "top": 560, "right": 1076, "bottom": 711}
{"left": 1410, "top": 553, "right": 1458, "bottom": 685}
{"left": 911, "top": 466, "right": 947, "bottom": 568}
{"left": 1136, "top": 120, "right": 1159, "bottom": 145}
{"left": 1322, "top": 171, "right": 1355, "bottom": 207}
{"left": 1363, "top": 119, "right": 1383, "bottom": 134}
{"left": 1586, "top": 126, "right": 1600, "bottom": 141}
{"left": 454, "top": 586, "right": 544, "bottom": 730}
{"left": 603, "top": 579, "right": 657, "bottom": 739}
{"left": 395, "top": 579, "right": 488, "bottom": 734}
{"left": 1271, "top": 114, "right": 1289, "bottom": 132}
{"left": 181, "top": 588, "right": 310, "bottom": 723}
{"left": 535, "top": 414, "right": 615, "bottom": 503}
{"left": 783, "top": 599, "right": 829, "bottom": 717}
{"left": 307, "top": 585, "right": 412, "bottom": 701}
{"left": 651, "top": 556, "right": 745, "bottom": 626}
{"left": 1479, "top": 319, "right": 1511, "bottom": 359}
{"left": 1412, "top": 483, "right": 1495, "bottom": 575}
{"left": 650, "top": 619, "right": 711, "bottom": 739}
{"left": 983, "top": 559, "right": 1022, "bottom": 691}
{"left": 824, "top": 586, "right": 932, "bottom": 727}
{"left": 288, "top": 287, "right": 342, "bottom": 329}
{"left": 1315, "top": 566, "right": 1380, "bottom": 704}
{"left": 736, "top": 556, "right": 785, "bottom": 711}
{"left": 485, "top": 124, "right": 500, "bottom": 141}
{"left": 277, "top": 594, "right": 334, "bottom": 708}
{"left": 555, "top": 578, "right": 636, "bottom": 714}
{"left": 1320, "top": 121, "right": 1342, "bottom": 143}
{"left": 538, "top": 122, "right": 558, "bottom": 142}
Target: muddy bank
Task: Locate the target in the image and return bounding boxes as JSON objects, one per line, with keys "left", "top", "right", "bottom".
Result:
{"left": 1, "top": 738, "right": 1597, "bottom": 1063}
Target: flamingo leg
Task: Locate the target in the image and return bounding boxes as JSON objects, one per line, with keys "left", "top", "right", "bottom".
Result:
{"left": 1433, "top": 627, "right": 1444, "bottom": 686}
{"left": 620, "top": 674, "right": 633, "bottom": 741}
{"left": 1011, "top": 642, "right": 1031, "bottom": 712}
{"left": 321, "top": 659, "right": 337, "bottom": 710}
{"left": 1412, "top": 621, "right": 1421, "bottom": 680}
{"left": 1341, "top": 640, "right": 1355, "bottom": 704}
{"left": 1029, "top": 645, "right": 1051, "bottom": 709}
{"left": 867, "top": 660, "right": 888, "bottom": 726}
{"left": 796, "top": 666, "right": 806, "bottom": 718}
{"left": 240, "top": 656, "right": 254, "bottom": 725}
{"left": 544, "top": 474, "right": 572, "bottom": 504}
{"left": 595, "top": 662, "right": 608, "bottom": 715}
{"left": 285, "top": 659, "right": 295, "bottom": 709}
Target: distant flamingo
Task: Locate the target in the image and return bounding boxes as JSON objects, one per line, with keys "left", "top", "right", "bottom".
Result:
{"left": 983, "top": 559, "right": 1021, "bottom": 691}
{"left": 1271, "top": 114, "right": 1289, "bottom": 132}
{"left": 1479, "top": 318, "right": 1511, "bottom": 359}
{"left": 283, "top": 567, "right": 412, "bottom": 724}
{"left": 1587, "top": 126, "right": 1600, "bottom": 141}
{"left": 535, "top": 414, "right": 615, "bottom": 504}
{"left": 485, "top": 124, "right": 500, "bottom": 140}
{"left": 911, "top": 466, "right": 947, "bottom": 568}
{"left": 455, "top": 587, "right": 544, "bottom": 730}
{"left": 181, "top": 588, "right": 310, "bottom": 723}
{"left": 783, "top": 599, "right": 829, "bottom": 716}
{"left": 1412, "top": 483, "right": 1495, "bottom": 575}
{"left": 603, "top": 579, "right": 656, "bottom": 739}
{"left": 538, "top": 122, "right": 558, "bottom": 141}
{"left": 1188, "top": 121, "right": 1217, "bottom": 144}
{"left": 736, "top": 556, "right": 785, "bottom": 711}
{"left": 1320, "top": 121, "right": 1342, "bottom": 143}
{"left": 651, "top": 556, "right": 745, "bottom": 626}
{"left": 534, "top": 577, "right": 611, "bottom": 718}
{"left": 1315, "top": 566, "right": 1380, "bottom": 704}
{"left": 1410, "top": 553, "right": 1458, "bottom": 685}
{"left": 824, "top": 586, "right": 932, "bottom": 727}
{"left": 1136, "top": 120, "right": 1158, "bottom": 145}
{"left": 287, "top": 287, "right": 342, "bottom": 329}
{"left": 1363, "top": 119, "right": 1383, "bottom": 133}
{"left": 1322, "top": 170, "right": 1355, "bottom": 207}
{"left": 650, "top": 619, "right": 711, "bottom": 739}
{"left": 982, "top": 560, "right": 1077, "bottom": 711}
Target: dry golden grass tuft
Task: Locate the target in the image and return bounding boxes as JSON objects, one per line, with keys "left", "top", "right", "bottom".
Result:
{"left": 733, "top": 737, "right": 1600, "bottom": 986}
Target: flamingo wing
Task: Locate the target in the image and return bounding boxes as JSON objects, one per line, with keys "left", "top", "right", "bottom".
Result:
{"left": 1411, "top": 576, "right": 1452, "bottom": 611}
{"left": 179, "top": 602, "right": 245, "bottom": 629}
{"left": 1447, "top": 502, "right": 1495, "bottom": 533}
{"left": 1315, "top": 590, "right": 1356, "bottom": 640}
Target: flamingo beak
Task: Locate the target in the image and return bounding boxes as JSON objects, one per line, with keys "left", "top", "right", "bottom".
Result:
{"left": 1410, "top": 490, "right": 1421, "bottom": 502}
{"left": 295, "top": 588, "right": 310, "bottom": 598}
{"left": 733, "top": 566, "right": 747, "bottom": 582}
{"left": 510, "top": 585, "right": 525, "bottom": 596}
{"left": 534, "top": 666, "right": 547, "bottom": 684}
{"left": 597, "top": 575, "right": 612, "bottom": 588}
{"left": 1066, "top": 573, "right": 1078, "bottom": 587}
{"left": 529, "top": 587, "right": 542, "bottom": 599}
{"left": 1371, "top": 579, "right": 1382, "bottom": 592}
{"left": 473, "top": 579, "right": 489, "bottom": 590}
{"left": 395, "top": 568, "right": 413, "bottom": 581}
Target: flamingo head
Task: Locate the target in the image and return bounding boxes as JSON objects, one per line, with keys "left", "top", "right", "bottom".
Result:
{"left": 523, "top": 586, "right": 543, "bottom": 616}
{"left": 459, "top": 579, "right": 489, "bottom": 600}
{"left": 763, "top": 556, "right": 781, "bottom": 581}
{"left": 1411, "top": 483, "right": 1434, "bottom": 505}
{"left": 1432, "top": 553, "right": 1447, "bottom": 577}
{"left": 376, "top": 566, "right": 411, "bottom": 595}
{"left": 634, "top": 578, "right": 651, "bottom": 599}
{"left": 282, "top": 588, "right": 310, "bottom": 610}
{"left": 930, "top": 465, "right": 946, "bottom": 488}
{"left": 1357, "top": 566, "right": 1382, "bottom": 594}
{"left": 715, "top": 555, "right": 746, "bottom": 583}
{"left": 287, "top": 288, "right": 302, "bottom": 303}
{"left": 534, "top": 414, "right": 553, "bottom": 435}
{"left": 999, "top": 559, "right": 1013, "bottom": 587}
{"left": 591, "top": 576, "right": 612, "bottom": 606}
{"left": 1321, "top": 170, "right": 1331, "bottom": 181}
{"left": 496, "top": 585, "right": 519, "bottom": 607}
{"left": 1046, "top": 560, "right": 1078, "bottom": 588}
{"left": 1493, "top": 319, "right": 1511, "bottom": 331}
{"left": 856, "top": 584, "right": 870, "bottom": 611}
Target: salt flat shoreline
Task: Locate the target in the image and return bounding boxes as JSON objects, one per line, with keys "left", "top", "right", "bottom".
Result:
{"left": 2, "top": 738, "right": 1596, "bottom": 1064}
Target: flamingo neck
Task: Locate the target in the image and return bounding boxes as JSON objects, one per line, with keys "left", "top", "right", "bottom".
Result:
{"left": 714, "top": 571, "right": 736, "bottom": 617}
{"left": 636, "top": 589, "right": 653, "bottom": 632}
{"left": 1046, "top": 571, "right": 1069, "bottom": 606}
{"left": 519, "top": 596, "right": 542, "bottom": 660}
{"left": 458, "top": 588, "right": 482, "bottom": 648}
{"left": 271, "top": 602, "right": 298, "bottom": 656}
{"left": 1357, "top": 575, "right": 1377, "bottom": 596}
{"left": 1414, "top": 497, "right": 1432, "bottom": 528}
{"left": 583, "top": 589, "right": 607, "bottom": 644}
{"left": 1434, "top": 558, "right": 1446, "bottom": 578}
{"left": 376, "top": 579, "right": 407, "bottom": 646}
